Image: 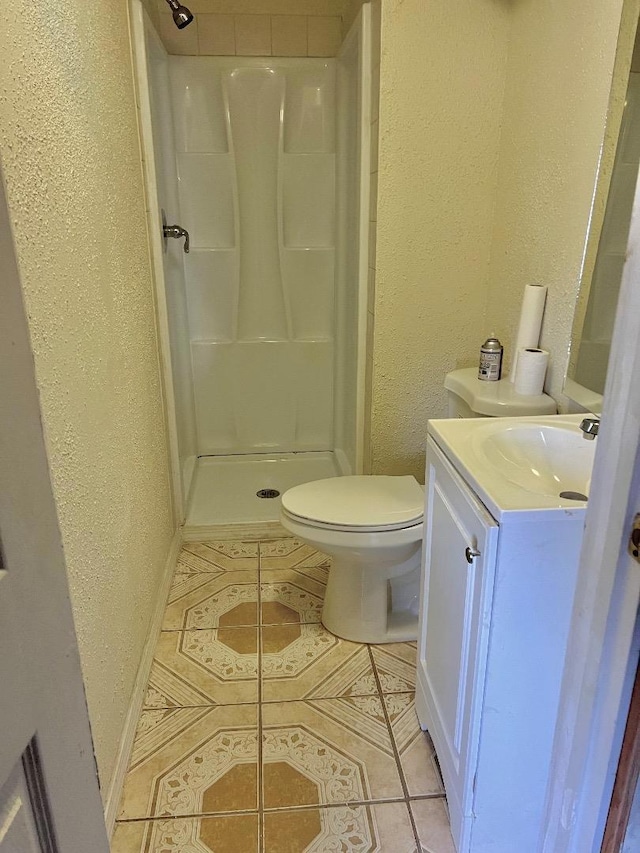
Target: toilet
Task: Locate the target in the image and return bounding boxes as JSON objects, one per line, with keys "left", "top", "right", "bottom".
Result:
{"left": 281, "top": 475, "right": 424, "bottom": 644}
{"left": 280, "top": 368, "right": 557, "bottom": 645}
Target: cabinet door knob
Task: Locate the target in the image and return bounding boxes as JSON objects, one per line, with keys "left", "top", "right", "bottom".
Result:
{"left": 465, "top": 546, "right": 480, "bottom": 564}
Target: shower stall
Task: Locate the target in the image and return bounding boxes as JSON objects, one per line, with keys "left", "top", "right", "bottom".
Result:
{"left": 132, "top": 2, "right": 371, "bottom": 530}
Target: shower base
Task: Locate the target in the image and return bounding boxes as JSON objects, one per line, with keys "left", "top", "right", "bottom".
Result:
{"left": 184, "top": 451, "right": 345, "bottom": 530}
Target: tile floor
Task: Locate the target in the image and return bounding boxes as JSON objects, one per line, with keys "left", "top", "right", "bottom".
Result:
{"left": 112, "top": 537, "right": 455, "bottom": 853}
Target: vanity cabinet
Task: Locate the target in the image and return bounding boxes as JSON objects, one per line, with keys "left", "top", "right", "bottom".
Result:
{"left": 416, "top": 436, "right": 585, "bottom": 852}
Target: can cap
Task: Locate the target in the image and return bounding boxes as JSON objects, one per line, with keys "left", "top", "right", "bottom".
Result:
{"left": 482, "top": 336, "right": 502, "bottom": 350}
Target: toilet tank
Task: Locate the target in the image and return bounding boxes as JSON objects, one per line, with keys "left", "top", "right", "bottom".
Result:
{"left": 445, "top": 367, "right": 557, "bottom": 419}
{"left": 447, "top": 394, "right": 490, "bottom": 419}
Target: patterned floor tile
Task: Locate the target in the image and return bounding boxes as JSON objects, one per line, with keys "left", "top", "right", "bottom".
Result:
{"left": 261, "top": 623, "right": 378, "bottom": 702}
{"left": 261, "top": 697, "right": 403, "bottom": 809}
{"left": 118, "top": 705, "right": 258, "bottom": 820}
{"left": 260, "top": 569, "right": 326, "bottom": 625}
{"left": 411, "top": 799, "right": 456, "bottom": 853}
{"left": 114, "top": 538, "right": 456, "bottom": 849}
{"left": 263, "top": 802, "right": 418, "bottom": 852}
{"left": 384, "top": 694, "right": 444, "bottom": 796}
{"left": 260, "top": 538, "right": 331, "bottom": 571}
{"left": 111, "top": 814, "right": 259, "bottom": 853}
{"left": 176, "top": 541, "right": 259, "bottom": 574}
{"left": 143, "top": 628, "right": 258, "bottom": 708}
{"left": 371, "top": 642, "right": 417, "bottom": 693}
{"left": 163, "top": 572, "right": 258, "bottom": 630}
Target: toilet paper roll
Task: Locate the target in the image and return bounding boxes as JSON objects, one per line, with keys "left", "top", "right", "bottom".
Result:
{"left": 509, "top": 285, "right": 548, "bottom": 382}
{"left": 514, "top": 347, "right": 549, "bottom": 396}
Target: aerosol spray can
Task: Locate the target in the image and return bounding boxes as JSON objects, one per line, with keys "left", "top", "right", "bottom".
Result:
{"left": 478, "top": 335, "right": 503, "bottom": 381}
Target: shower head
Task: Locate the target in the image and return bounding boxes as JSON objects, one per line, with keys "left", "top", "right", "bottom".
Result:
{"left": 165, "top": 0, "right": 194, "bottom": 29}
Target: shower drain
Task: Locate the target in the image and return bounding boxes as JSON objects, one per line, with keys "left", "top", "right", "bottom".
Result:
{"left": 257, "top": 488, "right": 280, "bottom": 499}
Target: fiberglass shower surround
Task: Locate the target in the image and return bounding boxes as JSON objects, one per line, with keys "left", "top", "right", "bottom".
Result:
{"left": 169, "top": 59, "right": 339, "bottom": 456}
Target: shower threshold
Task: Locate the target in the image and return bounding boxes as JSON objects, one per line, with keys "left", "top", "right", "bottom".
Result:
{"left": 184, "top": 451, "right": 345, "bottom": 530}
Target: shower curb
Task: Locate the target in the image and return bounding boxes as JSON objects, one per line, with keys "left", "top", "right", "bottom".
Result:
{"left": 182, "top": 521, "right": 293, "bottom": 542}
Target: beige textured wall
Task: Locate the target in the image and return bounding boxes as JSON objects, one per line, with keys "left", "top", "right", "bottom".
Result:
{"left": 0, "top": 0, "right": 175, "bottom": 796}
{"left": 372, "top": 0, "right": 631, "bottom": 480}
{"left": 371, "top": 0, "right": 510, "bottom": 478}
{"left": 485, "top": 0, "right": 630, "bottom": 407}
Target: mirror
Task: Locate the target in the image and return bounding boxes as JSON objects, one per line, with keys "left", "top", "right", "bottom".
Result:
{"left": 565, "top": 13, "right": 640, "bottom": 412}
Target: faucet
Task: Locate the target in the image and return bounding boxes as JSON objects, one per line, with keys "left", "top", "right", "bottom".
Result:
{"left": 579, "top": 417, "right": 600, "bottom": 440}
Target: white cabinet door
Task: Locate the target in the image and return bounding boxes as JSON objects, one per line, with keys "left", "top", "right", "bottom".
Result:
{"left": 417, "top": 438, "right": 498, "bottom": 852}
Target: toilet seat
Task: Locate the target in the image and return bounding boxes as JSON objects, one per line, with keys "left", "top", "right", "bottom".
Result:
{"left": 281, "top": 475, "right": 424, "bottom": 533}
{"left": 282, "top": 507, "right": 424, "bottom": 534}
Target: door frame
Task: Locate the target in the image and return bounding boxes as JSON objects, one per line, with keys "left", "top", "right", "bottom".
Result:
{"left": 541, "top": 150, "right": 640, "bottom": 851}
{"left": 600, "top": 655, "right": 640, "bottom": 851}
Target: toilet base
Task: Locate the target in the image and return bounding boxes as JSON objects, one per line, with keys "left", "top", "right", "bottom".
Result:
{"left": 280, "top": 508, "right": 423, "bottom": 645}
{"left": 322, "top": 608, "right": 418, "bottom": 644}
{"left": 321, "top": 552, "right": 421, "bottom": 644}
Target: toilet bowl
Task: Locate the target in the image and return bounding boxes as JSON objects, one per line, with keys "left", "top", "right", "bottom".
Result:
{"left": 280, "top": 475, "right": 424, "bottom": 644}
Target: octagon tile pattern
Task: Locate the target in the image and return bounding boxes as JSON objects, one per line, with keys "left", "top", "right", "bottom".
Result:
{"left": 113, "top": 532, "right": 455, "bottom": 853}
{"left": 176, "top": 540, "right": 260, "bottom": 574}
{"left": 163, "top": 572, "right": 259, "bottom": 630}
{"left": 263, "top": 802, "right": 419, "bottom": 853}
{"left": 385, "top": 693, "right": 445, "bottom": 797}
{"left": 262, "top": 623, "right": 378, "bottom": 702}
{"left": 260, "top": 569, "right": 326, "bottom": 625}
{"left": 143, "top": 627, "right": 258, "bottom": 708}
{"left": 111, "top": 814, "right": 260, "bottom": 853}
{"left": 371, "top": 641, "right": 418, "bottom": 693}
{"left": 262, "top": 697, "right": 402, "bottom": 808}
{"left": 118, "top": 704, "right": 259, "bottom": 820}
{"left": 259, "top": 537, "right": 331, "bottom": 571}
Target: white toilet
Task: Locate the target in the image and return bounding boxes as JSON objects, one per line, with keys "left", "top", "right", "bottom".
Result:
{"left": 281, "top": 475, "right": 424, "bottom": 644}
{"left": 280, "top": 368, "right": 557, "bottom": 645}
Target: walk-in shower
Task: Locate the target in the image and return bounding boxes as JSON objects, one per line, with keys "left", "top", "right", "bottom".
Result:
{"left": 132, "top": 2, "right": 372, "bottom": 530}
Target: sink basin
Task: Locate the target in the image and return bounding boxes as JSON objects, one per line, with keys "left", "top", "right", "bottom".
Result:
{"left": 472, "top": 422, "right": 595, "bottom": 499}
{"left": 427, "top": 414, "right": 596, "bottom": 517}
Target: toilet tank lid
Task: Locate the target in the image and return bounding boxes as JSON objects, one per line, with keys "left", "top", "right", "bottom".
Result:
{"left": 281, "top": 475, "right": 424, "bottom": 529}
{"left": 444, "top": 367, "right": 557, "bottom": 417}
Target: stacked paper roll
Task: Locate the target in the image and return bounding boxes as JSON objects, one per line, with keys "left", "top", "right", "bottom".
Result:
{"left": 514, "top": 347, "right": 549, "bottom": 396}
{"left": 509, "top": 285, "right": 548, "bottom": 382}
